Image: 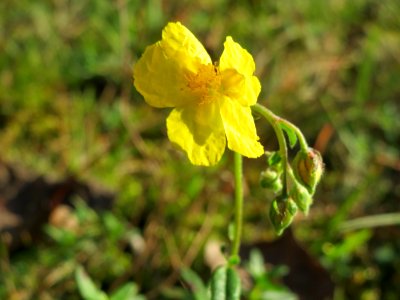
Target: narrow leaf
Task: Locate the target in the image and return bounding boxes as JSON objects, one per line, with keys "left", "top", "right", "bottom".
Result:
{"left": 181, "top": 268, "right": 209, "bottom": 300}
{"left": 279, "top": 123, "right": 298, "bottom": 149}
{"left": 226, "top": 267, "right": 241, "bottom": 300}
{"left": 210, "top": 266, "right": 227, "bottom": 300}
{"left": 75, "top": 265, "right": 108, "bottom": 300}
{"left": 110, "top": 282, "right": 145, "bottom": 300}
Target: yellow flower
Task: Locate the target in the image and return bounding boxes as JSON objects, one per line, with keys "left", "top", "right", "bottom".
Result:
{"left": 133, "top": 22, "right": 264, "bottom": 166}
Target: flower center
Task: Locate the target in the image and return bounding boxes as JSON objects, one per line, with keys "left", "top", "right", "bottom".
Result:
{"left": 186, "top": 64, "right": 221, "bottom": 104}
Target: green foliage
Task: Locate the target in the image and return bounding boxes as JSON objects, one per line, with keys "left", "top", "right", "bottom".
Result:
{"left": 0, "top": 200, "right": 145, "bottom": 299}
{"left": 75, "top": 266, "right": 108, "bottom": 300}
{"left": 180, "top": 268, "right": 209, "bottom": 300}
{"left": 1, "top": 0, "right": 400, "bottom": 298}
{"left": 173, "top": 265, "right": 242, "bottom": 300}
{"left": 246, "top": 250, "right": 298, "bottom": 300}
{"left": 175, "top": 253, "right": 298, "bottom": 300}
{"left": 75, "top": 266, "right": 145, "bottom": 300}
{"left": 210, "top": 266, "right": 241, "bottom": 300}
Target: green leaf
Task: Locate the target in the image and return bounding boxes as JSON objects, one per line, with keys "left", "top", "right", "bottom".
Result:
{"left": 210, "top": 266, "right": 227, "bottom": 300}
{"left": 279, "top": 123, "right": 298, "bottom": 149}
{"left": 45, "top": 225, "right": 77, "bottom": 246}
{"left": 247, "top": 250, "right": 266, "bottom": 279}
{"left": 258, "top": 290, "right": 298, "bottom": 300}
{"left": 74, "top": 199, "right": 99, "bottom": 224}
{"left": 209, "top": 266, "right": 241, "bottom": 300}
{"left": 226, "top": 268, "right": 241, "bottom": 300}
{"left": 110, "top": 283, "right": 146, "bottom": 300}
{"left": 323, "top": 230, "right": 372, "bottom": 261}
{"left": 181, "top": 268, "right": 209, "bottom": 300}
{"left": 103, "top": 212, "right": 125, "bottom": 241}
{"left": 75, "top": 265, "right": 108, "bottom": 300}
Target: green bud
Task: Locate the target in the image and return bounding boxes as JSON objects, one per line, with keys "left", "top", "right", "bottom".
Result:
{"left": 260, "top": 170, "right": 282, "bottom": 193}
{"left": 269, "top": 196, "right": 298, "bottom": 235}
{"left": 292, "top": 148, "right": 324, "bottom": 194}
{"left": 290, "top": 182, "right": 313, "bottom": 214}
{"left": 265, "top": 151, "right": 282, "bottom": 168}
{"left": 228, "top": 255, "right": 240, "bottom": 266}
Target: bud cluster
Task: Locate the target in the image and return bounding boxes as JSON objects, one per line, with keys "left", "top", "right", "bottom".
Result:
{"left": 259, "top": 151, "right": 283, "bottom": 194}
{"left": 260, "top": 148, "right": 324, "bottom": 235}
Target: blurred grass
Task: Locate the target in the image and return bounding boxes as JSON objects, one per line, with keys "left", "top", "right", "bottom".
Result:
{"left": 1, "top": 0, "right": 400, "bottom": 299}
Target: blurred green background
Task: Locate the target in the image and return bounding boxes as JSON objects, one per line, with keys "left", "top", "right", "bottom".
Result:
{"left": 1, "top": 0, "right": 400, "bottom": 299}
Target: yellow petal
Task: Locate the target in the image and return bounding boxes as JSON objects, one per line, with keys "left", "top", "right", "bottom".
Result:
{"left": 167, "top": 104, "right": 226, "bottom": 166}
{"left": 220, "top": 36, "right": 255, "bottom": 76}
{"left": 133, "top": 43, "right": 194, "bottom": 107}
{"left": 134, "top": 22, "right": 212, "bottom": 108}
{"left": 219, "top": 97, "right": 264, "bottom": 158}
{"left": 219, "top": 37, "right": 261, "bottom": 106}
{"left": 161, "top": 22, "right": 211, "bottom": 72}
{"left": 220, "top": 69, "right": 261, "bottom": 106}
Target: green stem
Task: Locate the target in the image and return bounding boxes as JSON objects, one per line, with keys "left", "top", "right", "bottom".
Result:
{"left": 230, "top": 151, "right": 243, "bottom": 264}
{"left": 252, "top": 103, "right": 309, "bottom": 152}
{"left": 252, "top": 103, "right": 291, "bottom": 196}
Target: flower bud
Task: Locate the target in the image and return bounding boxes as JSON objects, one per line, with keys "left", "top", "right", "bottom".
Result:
{"left": 269, "top": 196, "right": 298, "bottom": 235}
{"left": 290, "top": 182, "right": 313, "bottom": 214}
{"left": 292, "top": 148, "right": 324, "bottom": 194}
{"left": 260, "top": 170, "right": 282, "bottom": 193}
{"left": 265, "top": 151, "right": 282, "bottom": 168}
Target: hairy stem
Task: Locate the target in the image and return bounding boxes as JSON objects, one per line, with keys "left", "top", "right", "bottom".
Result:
{"left": 230, "top": 151, "right": 243, "bottom": 264}
{"left": 252, "top": 103, "right": 309, "bottom": 151}
{"left": 252, "top": 103, "right": 291, "bottom": 196}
